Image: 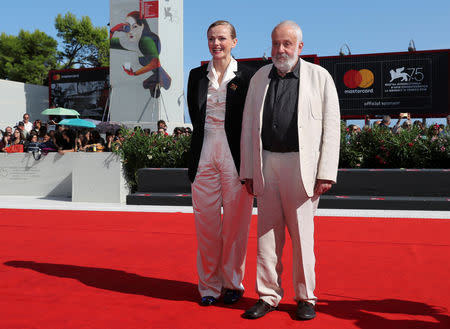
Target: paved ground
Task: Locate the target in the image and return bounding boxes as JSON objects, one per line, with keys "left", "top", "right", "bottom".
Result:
{"left": 0, "top": 195, "right": 449, "bottom": 219}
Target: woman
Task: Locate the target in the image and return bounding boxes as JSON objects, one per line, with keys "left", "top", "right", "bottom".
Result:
{"left": 38, "top": 126, "right": 47, "bottom": 142}
{"left": 33, "top": 120, "right": 42, "bottom": 132}
{"left": 90, "top": 130, "right": 105, "bottom": 146}
{"left": 0, "top": 134, "right": 11, "bottom": 152}
{"left": 75, "top": 131, "right": 86, "bottom": 152}
{"left": 88, "top": 130, "right": 105, "bottom": 152}
{"left": 39, "top": 133, "right": 58, "bottom": 152}
{"left": 25, "top": 132, "right": 40, "bottom": 153}
{"left": 103, "top": 132, "right": 115, "bottom": 152}
{"left": 187, "top": 20, "right": 254, "bottom": 306}
{"left": 7, "top": 129, "right": 25, "bottom": 153}
{"left": 58, "top": 129, "right": 76, "bottom": 154}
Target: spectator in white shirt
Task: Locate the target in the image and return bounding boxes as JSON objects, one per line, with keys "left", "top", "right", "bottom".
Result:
{"left": 21, "top": 113, "right": 33, "bottom": 134}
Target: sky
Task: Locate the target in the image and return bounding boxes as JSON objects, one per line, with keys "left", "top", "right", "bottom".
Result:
{"left": 1, "top": 0, "right": 449, "bottom": 125}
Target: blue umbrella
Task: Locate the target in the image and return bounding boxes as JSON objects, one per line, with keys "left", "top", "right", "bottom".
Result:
{"left": 58, "top": 118, "right": 96, "bottom": 128}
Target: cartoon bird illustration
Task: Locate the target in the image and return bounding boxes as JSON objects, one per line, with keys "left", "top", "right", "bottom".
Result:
{"left": 110, "top": 11, "right": 171, "bottom": 98}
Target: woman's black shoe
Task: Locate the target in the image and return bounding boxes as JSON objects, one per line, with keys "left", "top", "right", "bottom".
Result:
{"left": 223, "top": 289, "right": 243, "bottom": 304}
{"left": 200, "top": 296, "right": 217, "bottom": 306}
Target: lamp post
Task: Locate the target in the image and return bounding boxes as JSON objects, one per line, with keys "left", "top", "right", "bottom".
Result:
{"left": 339, "top": 43, "right": 351, "bottom": 56}
{"left": 262, "top": 47, "right": 271, "bottom": 61}
{"left": 408, "top": 39, "right": 416, "bottom": 52}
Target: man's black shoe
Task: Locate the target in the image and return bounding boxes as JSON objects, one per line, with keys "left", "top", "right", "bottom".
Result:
{"left": 243, "top": 299, "right": 276, "bottom": 319}
{"left": 200, "top": 296, "right": 217, "bottom": 306}
{"left": 296, "top": 301, "right": 316, "bottom": 320}
{"left": 223, "top": 289, "right": 243, "bottom": 304}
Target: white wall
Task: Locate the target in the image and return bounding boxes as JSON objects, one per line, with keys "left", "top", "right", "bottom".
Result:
{"left": 0, "top": 153, "right": 128, "bottom": 203}
{"left": 0, "top": 152, "right": 72, "bottom": 197}
{"left": 72, "top": 153, "right": 128, "bottom": 203}
{"left": 0, "top": 79, "right": 48, "bottom": 130}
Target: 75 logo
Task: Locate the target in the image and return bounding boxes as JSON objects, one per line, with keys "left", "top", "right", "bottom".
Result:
{"left": 389, "top": 67, "right": 424, "bottom": 82}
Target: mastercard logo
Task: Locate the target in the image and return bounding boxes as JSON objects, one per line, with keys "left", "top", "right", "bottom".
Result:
{"left": 52, "top": 74, "right": 61, "bottom": 81}
{"left": 343, "top": 69, "right": 374, "bottom": 89}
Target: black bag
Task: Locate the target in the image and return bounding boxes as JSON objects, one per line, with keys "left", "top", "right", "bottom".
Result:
{"left": 27, "top": 142, "right": 40, "bottom": 153}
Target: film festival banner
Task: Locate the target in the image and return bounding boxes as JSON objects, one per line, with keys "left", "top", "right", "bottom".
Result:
{"left": 49, "top": 68, "right": 110, "bottom": 120}
{"left": 319, "top": 50, "right": 449, "bottom": 118}
{"left": 109, "top": 0, "right": 184, "bottom": 125}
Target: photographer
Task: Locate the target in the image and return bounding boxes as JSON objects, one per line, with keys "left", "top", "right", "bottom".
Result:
{"left": 392, "top": 113, "right": 411, "bottom": 134}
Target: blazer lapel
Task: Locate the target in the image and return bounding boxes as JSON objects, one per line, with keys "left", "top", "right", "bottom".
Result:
{"left": 298, "top": 58, "right": 309, "bottom": 123}
{"left": 257, "top": 66, "right": 272, "bottom": 138}
{"left": 197, "top": 67, "right": 209, "bottom": 118}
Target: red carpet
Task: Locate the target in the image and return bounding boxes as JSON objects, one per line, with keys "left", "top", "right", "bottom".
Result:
{"left": 0, "top": 209, "right": 449, "bottom": 329}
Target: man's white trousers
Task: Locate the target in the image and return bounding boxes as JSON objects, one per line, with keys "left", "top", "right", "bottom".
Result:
{"left": 192, "top": 128, "right": 253, "bottom": 298}
{"left": 256, "top": 150, "right": 319, "bottom": 307}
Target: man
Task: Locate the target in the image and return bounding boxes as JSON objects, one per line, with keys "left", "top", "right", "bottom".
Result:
{"left": 4, "top": 126, "right": 13, "bottom": 137}
{"left": 379, "top": 115, "right": 391, "bottom": 130}
{"left": 22, "top": 113, "right": 33, "bottom": 134}
{"left": 240, "top": 21, "right": 340, "bottom": 320}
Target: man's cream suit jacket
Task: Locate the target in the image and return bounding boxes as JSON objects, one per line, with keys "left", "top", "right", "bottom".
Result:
{"left": 240, "top": 58, "right": 341, "bottom": 197}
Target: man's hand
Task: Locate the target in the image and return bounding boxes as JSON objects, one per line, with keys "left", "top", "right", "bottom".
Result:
{"left": 314, "top": 179, "right": 333, "bottom": 195}
{"left": 244, "top": 179, "right": 254, "bottom": 195}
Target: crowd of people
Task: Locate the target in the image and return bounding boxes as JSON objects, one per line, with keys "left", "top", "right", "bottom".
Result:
{"left": 0, "top": 115, "right": 192, "bottom": 154}
{"left": 148, "top": 120, "right": 192, "bottom": 137}
{"left": 0, "top": 113, "right": 123, "bottom": 154}
{"left": 346, "top": 114, "right": 450, "bottom": 140}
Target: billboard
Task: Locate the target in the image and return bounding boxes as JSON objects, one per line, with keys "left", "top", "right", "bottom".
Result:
{"left": 109, "top": 0, "right": 184, "bottom": 126}
{"left": 48, "top": 67, "right": 110, "bottom": 120}
{"left": 319, "top": 50, "right": 450, "bottom": 118}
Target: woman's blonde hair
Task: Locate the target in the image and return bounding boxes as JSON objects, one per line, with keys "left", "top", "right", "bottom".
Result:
{"left": 207, "top": 20, "right": 236, "bottom": 39}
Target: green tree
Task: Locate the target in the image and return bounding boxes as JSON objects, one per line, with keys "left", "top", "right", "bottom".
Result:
{"left": 55, "top": 12, "right": 109, "bottom": 68}
{"left": 0, "top": 30, "right": 58, "bottom": 85}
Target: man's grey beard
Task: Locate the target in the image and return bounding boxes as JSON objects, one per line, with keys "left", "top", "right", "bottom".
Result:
{"left": 272, "top": 50, "right": 299, "bottom": 73}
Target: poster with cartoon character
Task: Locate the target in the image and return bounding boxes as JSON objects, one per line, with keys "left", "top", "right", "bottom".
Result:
{"left": 109, "top": 0, "right": 184, "bottom": 126}
{"left": 110, "top": 8, "right": 171, "bottom": 98}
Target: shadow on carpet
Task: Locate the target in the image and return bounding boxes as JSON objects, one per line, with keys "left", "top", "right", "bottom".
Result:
{"left": 5, "top": 260, "right": 450, "bottom": 328}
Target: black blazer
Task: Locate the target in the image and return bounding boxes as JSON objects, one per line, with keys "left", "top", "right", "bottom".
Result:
{"left": 187, "top": 62, "right": 255, "bottom": 183}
